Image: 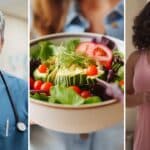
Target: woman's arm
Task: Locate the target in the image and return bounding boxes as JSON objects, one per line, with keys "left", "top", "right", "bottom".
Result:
{"left": 126, "top": 51, "right": 145, "bottom": 107}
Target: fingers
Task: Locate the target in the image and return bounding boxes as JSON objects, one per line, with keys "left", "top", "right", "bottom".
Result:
{"left": 106, "top": 84, "right": 123, "bottom": 101}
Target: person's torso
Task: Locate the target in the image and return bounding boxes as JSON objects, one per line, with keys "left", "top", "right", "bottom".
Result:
{"left": 64, "top": 0, "right": 124, "bottom": 40}
{"left": 133, "top": 52, "right": 150, "bottom": 93}
{"left": 0, "top": 71, "right": 28, "bottom": 150}
{"left": 133, "top": 52, "right": 150, "bottom": 150}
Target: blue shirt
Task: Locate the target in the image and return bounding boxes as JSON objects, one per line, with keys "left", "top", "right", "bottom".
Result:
{"left": 0, "top": 71, "right": 28, "bottom": 150}
{"left": 64, "top": 0, "right": 124, "bottom": 40}
{"left": 31, "top": 123, "right": 123, "bottom": 150}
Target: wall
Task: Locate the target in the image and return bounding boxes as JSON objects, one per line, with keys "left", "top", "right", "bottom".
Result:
{"left": 0, "top": 15, "right": 27, "bottom": 79}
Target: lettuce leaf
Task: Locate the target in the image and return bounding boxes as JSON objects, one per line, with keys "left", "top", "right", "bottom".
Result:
{"left": 84, "top": 96, "right": 101, "bottom": 104}
{"left": 30, "top": 41, "right": 55, "bottom": 61}
{"left": 48, "top": 85, "right": 84, "bottom": 106}
{"left": 31, "top": 93, "right": 48, "bottom": 102}
{"left": 65, "top": 39, "right": 80, "bottom": 52}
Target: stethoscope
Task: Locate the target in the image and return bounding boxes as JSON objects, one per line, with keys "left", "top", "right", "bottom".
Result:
{"left": 0, "top": 71, "right": 27, "bottom": 132}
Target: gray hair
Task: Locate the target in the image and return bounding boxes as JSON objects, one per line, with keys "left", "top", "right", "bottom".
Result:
{"left": 0, "top": 11, "right": 5, "bottom": 39}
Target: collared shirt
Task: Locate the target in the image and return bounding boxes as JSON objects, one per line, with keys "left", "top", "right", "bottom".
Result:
{"left": 0, "top": 71, "right": 28, "bottom": 150}
{"left": 64, "top": 0, "right": 124, "bottom": 40}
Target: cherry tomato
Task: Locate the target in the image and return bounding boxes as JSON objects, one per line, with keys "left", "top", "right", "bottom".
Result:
{"left": 102, "top": 61, "right": 112, "bottom": 70}
{"left": 38, "top": 64, "right": 48, "bottom": 73}
{"left": 33, "top": 80, "right": 43, "bottom": 90}
{"left": 69, "top": 86, "right": 81, "bottom": 94}
{"left": 80, "top": 90, "right": 91, "bottom": 98}
{"left": 30, "top": 77, "right": 34, "bottom": 89}
{"left": 119, "top": 80, "right": 124, "bottom": 86}
{"left": 40, "top": 82, "right": 53, "bottom": 94}
{"left": 86, "top": 65, "right": 98, "bottom": 76}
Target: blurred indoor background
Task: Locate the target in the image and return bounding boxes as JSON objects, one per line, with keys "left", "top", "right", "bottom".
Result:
{"left": 0, "top": 0, "right": 27, "bottom": 79}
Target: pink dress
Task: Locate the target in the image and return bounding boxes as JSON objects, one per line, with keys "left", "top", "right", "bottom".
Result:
{"left": 133, "top": 52, "right": 150, "bottom": 150}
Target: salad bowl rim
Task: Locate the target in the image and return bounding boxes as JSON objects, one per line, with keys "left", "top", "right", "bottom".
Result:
{"left": 30, "top": 32, "right": 124, "bottom": 46}
{"left": 30, "top": 98, "right": 119, "bottom": 110}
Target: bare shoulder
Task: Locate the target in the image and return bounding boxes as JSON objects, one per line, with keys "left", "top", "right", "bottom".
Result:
{"left": 127, "top": 51, "right": 140, "bottom": 67}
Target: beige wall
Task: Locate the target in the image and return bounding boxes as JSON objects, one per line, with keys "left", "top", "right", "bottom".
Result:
{"left": 126, "top": 0, "right": 147, "bottom": 131}
{"left": 126, "top": 0, "right": 146, "bottom": 58}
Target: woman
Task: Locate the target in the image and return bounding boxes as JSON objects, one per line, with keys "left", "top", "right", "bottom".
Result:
{"left": 31, "top": 0, "right": 124, "bottom": 40}
{"left": 126, "top": 2, "right": 150, "bottom": 150}
{"left": 0, "top": 12, "right": 28, "bottom": 150}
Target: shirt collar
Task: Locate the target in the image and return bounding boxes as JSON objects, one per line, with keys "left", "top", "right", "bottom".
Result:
{"left": 65, "top": 1, "right": 89, "bottom": 30}
{"left": 114, "top": 0, "right": 124, "bottom": 16}
{"left": 108, "top": 0, "right": 124, "bottom": 18}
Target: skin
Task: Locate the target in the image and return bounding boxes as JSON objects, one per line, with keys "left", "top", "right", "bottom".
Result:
{"left": 79, "top": 0, "right": 120, "bottom": 33}
{"left": 126, "top": 50, "right": 150, "bottom": 107}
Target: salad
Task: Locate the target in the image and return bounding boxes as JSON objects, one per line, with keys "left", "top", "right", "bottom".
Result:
{"left": 30, "top": 36, "right": 124, "bottom": 106}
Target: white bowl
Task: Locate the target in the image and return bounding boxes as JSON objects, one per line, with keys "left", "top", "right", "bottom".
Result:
{"left": 30, "top": 33, "right": 124, "bottom": 134}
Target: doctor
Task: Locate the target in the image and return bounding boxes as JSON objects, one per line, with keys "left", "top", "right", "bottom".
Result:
{"left": 0, "top": 12, "right": 28, "bottom": 150}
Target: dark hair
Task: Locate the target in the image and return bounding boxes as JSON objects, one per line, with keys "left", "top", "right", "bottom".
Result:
{"left": 132, "top": 2, "right": 150, "bottom": 50}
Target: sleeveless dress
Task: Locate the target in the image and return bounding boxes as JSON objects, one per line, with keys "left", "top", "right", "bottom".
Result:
{"left": 133, "top": 53, "right": 150, "bottom": 150}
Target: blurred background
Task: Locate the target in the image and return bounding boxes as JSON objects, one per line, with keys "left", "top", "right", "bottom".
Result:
{"left": 0, "top": 0, "right": 27, "bottom": 79}
{"left": 30, "top": 0, "right": 124, "bottom": 40}
{"left": 126, "top": 0, "right": 149, "bottom": 150}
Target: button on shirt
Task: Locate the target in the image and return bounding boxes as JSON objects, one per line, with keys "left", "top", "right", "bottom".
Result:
{"left": 0, "top": 71, "right": 28, "bottom": 150}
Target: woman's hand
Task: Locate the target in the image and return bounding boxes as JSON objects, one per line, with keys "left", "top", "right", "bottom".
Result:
{"left": 106, "top": 84, "right": 123, "bottom": 102}
{"left": 143, "top": 91, "right": 150, "bottom": 103}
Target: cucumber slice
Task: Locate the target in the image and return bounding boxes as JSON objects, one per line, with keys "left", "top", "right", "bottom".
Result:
{"left": 33, "top": 69, "right": 48, "bottom": 81}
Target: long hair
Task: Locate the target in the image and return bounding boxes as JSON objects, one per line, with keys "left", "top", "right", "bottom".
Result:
{"left": 132, "top": 2, "right": 150, "bottom": 50}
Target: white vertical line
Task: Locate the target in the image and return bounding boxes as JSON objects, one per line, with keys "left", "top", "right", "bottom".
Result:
{"left": 27, "top": 0, "right": 30, "bottom": 149}
{"left": 124, "top": 0, "right": 126, "bottom": 150}
{"left": 5, "top": 119, "right": 9, "bottom": 137}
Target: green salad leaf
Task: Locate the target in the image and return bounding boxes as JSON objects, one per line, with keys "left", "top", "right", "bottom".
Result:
{"left": 30, "top": 44, "right": 41, "bottom": 59}
{"left": 31, "top": 93, "right": 48, "bottom": 102}
{"left": 117, "top": 66, "right": 124, "bottom": 80}
{"left": 48, "top": 85, "right": 102, "bottom": 105}
{"left": 84, "top": 96, "right": 101, "bottom": 104}
{"left": 30, "top": 41, "right": 55, "bottom": 61}
{"left": 65, "top": 39, "right": 80, "bottom": 52}
{"left": 48, "top": 85, "right": 84, "bottom": 106}
{"left": 39, "top": 41, "right": 55, "bottom": 61}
